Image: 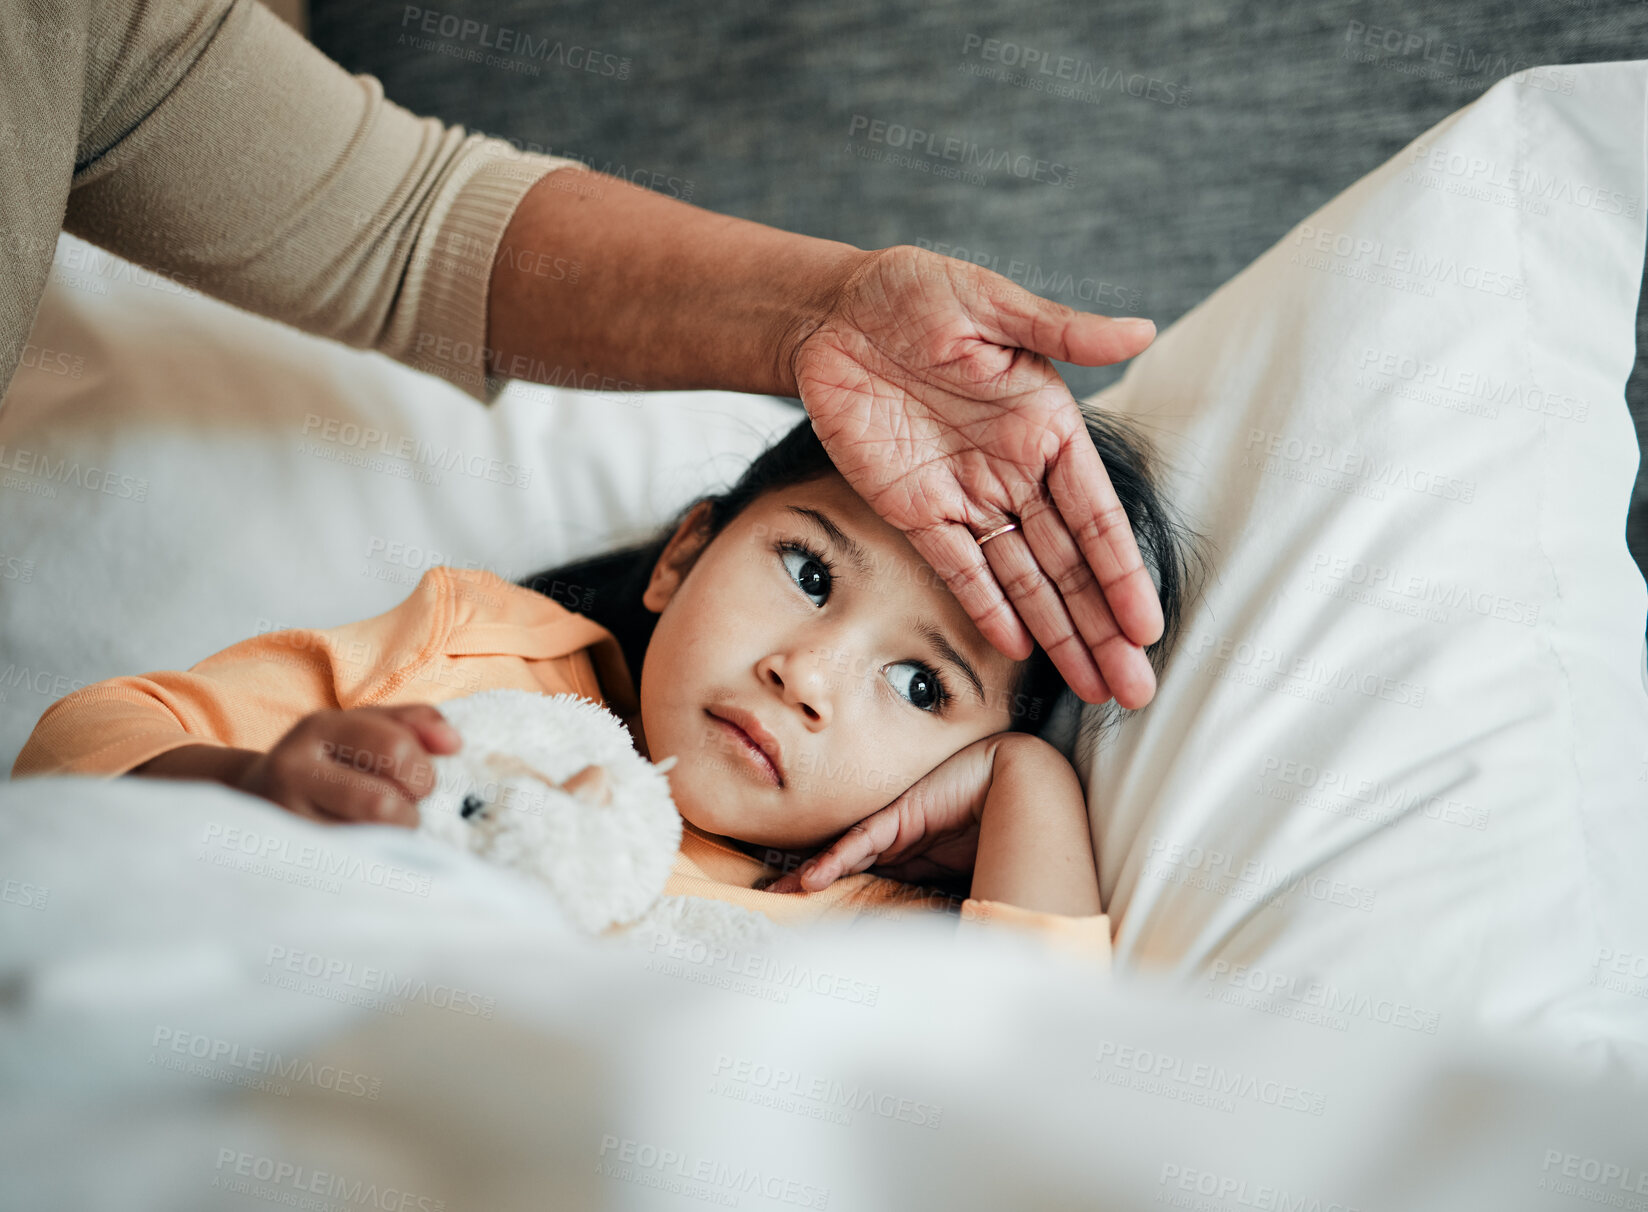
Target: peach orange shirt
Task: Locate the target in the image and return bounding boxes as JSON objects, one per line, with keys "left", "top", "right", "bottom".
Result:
{"left": 12, "top": 566, "right": 1111, "bottom": 964}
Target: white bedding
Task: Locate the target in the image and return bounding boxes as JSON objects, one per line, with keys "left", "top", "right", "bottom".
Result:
{"left": 3, "top": 55, "right": 1648, "bottom": 1208}
{"left": 2, "top": 776, "right": 1645, "bottom": 1211}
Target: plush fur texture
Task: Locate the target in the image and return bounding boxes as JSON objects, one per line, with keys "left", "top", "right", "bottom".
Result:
{"left": 419, "top": 689, "right": 780, "bottom": 948}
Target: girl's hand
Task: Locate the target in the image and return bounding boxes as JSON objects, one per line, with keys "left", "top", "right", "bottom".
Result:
{"left": 765, "top": 732, "right": 1019, "bottom": 895}
{"left": 235, "top": 705, "right": 462, "bottom": 827}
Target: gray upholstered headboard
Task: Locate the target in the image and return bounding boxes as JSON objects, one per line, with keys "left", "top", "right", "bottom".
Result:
{"left": 311, "top": 0, "right": 1648, "bottom": 600}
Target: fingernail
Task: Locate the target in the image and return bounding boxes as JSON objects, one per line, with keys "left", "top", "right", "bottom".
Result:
{"left": 798, "top": 860, "right": 817, "bottom": 881}
{"left": 1114, "top": 317, "right": 1155, "bottom": 337}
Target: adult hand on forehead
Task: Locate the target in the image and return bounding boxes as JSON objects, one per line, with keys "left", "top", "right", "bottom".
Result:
{"left": 787, "top": 245, "right": 1164, "bottom": 709}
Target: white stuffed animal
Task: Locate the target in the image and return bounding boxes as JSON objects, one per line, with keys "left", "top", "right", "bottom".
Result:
{"left": 418, "top": 689, "right": 783, "bottom": 950}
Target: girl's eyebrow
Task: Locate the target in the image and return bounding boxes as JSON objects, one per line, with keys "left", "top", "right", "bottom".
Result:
{"left": 782, "top": 505, "right": 872, "bottom": 575}
{"left": 781, "top": 505, "right": 988, "bottom": 707}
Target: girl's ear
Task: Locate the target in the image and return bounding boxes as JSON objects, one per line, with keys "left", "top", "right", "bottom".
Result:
{"left": 642, "top": 500, "right": 717, "bottom": 612}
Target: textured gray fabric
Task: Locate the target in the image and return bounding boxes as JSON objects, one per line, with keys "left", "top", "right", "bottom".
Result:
{"left": 312, "top": 0, "right": 1648, "bottom": 600}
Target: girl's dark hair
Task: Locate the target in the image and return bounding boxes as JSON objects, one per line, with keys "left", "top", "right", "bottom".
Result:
{"left": 516, "top": 404, "right": 1208, "bottom": 745}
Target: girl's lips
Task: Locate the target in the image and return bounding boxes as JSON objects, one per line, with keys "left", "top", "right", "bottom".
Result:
{"left": 706, "top": 710, "right": 783, "bottom": 787}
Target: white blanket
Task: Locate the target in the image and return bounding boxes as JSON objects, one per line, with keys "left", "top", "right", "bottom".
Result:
{"left": 1, "top": 775, "right": 1644, "bottom": 1211}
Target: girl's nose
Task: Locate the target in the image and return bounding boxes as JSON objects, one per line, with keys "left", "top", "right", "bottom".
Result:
{"left": 762, "top": 647, "right": 836, "bottom": 722}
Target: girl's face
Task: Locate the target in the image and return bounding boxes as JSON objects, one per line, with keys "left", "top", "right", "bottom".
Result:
{"left": 634, "top": 472, "right": 1024, "bottom": 852}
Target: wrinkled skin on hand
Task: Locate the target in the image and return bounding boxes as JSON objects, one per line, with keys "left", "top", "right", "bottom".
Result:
{"left": 789, "top": 245, "right": 1164, "bottom": 709}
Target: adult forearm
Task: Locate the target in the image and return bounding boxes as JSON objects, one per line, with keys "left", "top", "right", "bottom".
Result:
{"left": 970, "top": 739, "right": 1101, "bottom": 916}
{"left": 485, "top": 169, "right": 872, "bottom": 398}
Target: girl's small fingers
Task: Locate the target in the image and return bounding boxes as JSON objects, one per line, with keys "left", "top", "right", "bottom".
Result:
{"left": 381, "top": 703, "right": 464, "bottom": 755}
{"left": 794, "top": 850, "right": 850, "bottom": 892}
{"left": 794, "top": 856, "right": 840, "bottom": 892}
{"left": 800, "top": 818, "right": 892, "bottom": 890}
{"left": 777, "top": 829, "right": 896, "bottom": 894}
{"left": 306, "top": 764, "right": 420, "bottom": 827}
{"left": 324, "top": 713, "right": 443, "bottom": 802}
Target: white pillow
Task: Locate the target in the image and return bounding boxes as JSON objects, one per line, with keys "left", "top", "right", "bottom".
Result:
{"left": 0, "top": 233, "right": 801, "bottom": 773}
{"left": 1070, "top": 59, "right": 1648, "bottom": 1051}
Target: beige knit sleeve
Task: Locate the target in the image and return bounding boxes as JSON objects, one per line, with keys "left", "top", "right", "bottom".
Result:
{"left": 62, "top": 0, "right": 584, "bottom": 402}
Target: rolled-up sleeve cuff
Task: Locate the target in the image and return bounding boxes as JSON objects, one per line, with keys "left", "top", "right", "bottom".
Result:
{"left": 390, "top": 146, "right": 586, "bottom": 404}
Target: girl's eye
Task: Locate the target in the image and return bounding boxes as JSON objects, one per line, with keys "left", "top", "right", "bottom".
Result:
{"left": 774, "top": 539, "right": 951, "bottom": 714}
{"left": 777, "top": 541, "right": 833, "bottom": 606}
{"left": 885, "top": 661, "right": 948, "bottom": 713}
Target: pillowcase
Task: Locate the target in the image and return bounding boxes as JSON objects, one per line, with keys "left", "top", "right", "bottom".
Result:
{"left": 0, "top": 233, "right": 801, "bottom": 773}
{"left": 1066, "top": 59, "right": 1648, "bottom": 1051}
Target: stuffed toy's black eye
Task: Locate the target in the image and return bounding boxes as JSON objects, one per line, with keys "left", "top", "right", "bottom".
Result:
{"left": 460, "top": 793, "right": 486, "bottom": 820}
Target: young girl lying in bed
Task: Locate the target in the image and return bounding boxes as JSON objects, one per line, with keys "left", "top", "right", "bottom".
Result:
{"left": 13, "top": 410, "right": 1196, "bottom": 959}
